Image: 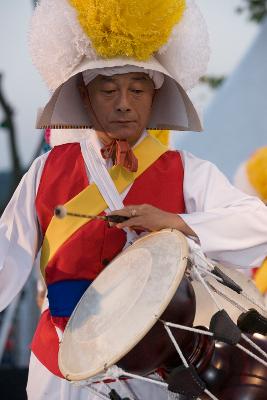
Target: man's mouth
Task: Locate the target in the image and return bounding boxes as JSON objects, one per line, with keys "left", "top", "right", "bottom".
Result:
{"left": 111, "top": 120, "right": 136, "bottom": 124}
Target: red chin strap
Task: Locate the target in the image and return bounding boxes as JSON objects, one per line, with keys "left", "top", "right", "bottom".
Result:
{"left": 101, "top": 139, "right": 138, "bottom": 172}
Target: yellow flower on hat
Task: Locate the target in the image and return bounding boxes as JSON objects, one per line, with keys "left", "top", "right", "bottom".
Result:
{"left": 70, "top": 0, "right": 186, "bottom": 60}
{"left": 246, "top": 146, "right": 267, "bottom": 202}
{"left": 30, "top": 0, "right": 209, "bottom": 92}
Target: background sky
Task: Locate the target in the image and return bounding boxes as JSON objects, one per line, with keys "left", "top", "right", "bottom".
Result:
{"left": 0, "top": 0, "right": 260, "bottom": 171}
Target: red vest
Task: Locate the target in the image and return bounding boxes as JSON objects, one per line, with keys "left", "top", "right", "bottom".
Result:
{"left": 32, "top": 143, "right": 185, "bottom": 376}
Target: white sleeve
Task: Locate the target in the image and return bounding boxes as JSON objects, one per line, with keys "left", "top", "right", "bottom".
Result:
{"left": 179, "top": 151, "right": 267, "bottom": 268}
{"left": 0, "top": 152, "right": 49, "bottom": 311}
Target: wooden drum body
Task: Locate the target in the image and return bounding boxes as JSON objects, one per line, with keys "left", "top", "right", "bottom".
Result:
{"left": 59, "top": 229, "right": 267, "bottom": 400}
{"left": 58, "top": 229, "right": 193, "bottom": 381}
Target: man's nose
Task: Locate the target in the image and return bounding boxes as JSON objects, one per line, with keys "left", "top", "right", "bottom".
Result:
{"left": 115, "top": 92, "right": 131, "bottom": 112}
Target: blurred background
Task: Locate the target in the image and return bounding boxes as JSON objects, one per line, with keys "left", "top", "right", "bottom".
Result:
{"left": 0, "top": 1, "right": 266, "bottom": 399}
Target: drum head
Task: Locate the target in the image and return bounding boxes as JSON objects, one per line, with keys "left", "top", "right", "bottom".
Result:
{"left": 58, "top": 229, "right": 188, "bottom": 381}
{"left": 192, "top": 264, "right": 266, "bottom": 327}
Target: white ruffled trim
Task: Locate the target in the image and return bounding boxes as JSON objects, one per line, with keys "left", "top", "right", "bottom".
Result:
{"left": 29, "top": 0, "right": 210, "bottom": 92}
{"left": 29, "top": 0, "right": 99, "bottom": 90}
{"left": 157, "top": 0, "right": 210, "bottom": 90}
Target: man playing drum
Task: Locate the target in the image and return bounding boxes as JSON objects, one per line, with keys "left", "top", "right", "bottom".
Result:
{"left": 0, "top": 0, "right": 267, "bottom": 399}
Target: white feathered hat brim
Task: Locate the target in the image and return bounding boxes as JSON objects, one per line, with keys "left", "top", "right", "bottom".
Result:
{"left": 36, "top": 56, "right": 202, "bottom": 132}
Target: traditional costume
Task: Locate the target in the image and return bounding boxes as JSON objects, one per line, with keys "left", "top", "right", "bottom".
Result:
{"left": 1, "top": 0, "right": 267, "bottom": 399}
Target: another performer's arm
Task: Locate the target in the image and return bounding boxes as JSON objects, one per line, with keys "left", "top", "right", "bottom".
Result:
{"left": 179, "top": 150, "right": 267, "bottom": 268}
{"left": 0, "top": 153, "right": 48, "bottom": 311}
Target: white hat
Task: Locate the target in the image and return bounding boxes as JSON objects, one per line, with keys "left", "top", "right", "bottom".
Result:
{"left": 30, "top": 0, "right": 210, "bottom": 131}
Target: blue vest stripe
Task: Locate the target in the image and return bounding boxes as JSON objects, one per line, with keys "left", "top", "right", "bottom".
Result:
{"left": 47, "top": 280, "right": 92, "bottom": 317}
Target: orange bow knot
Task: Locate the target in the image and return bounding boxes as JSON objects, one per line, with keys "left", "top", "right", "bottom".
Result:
{"left": 101, "top": 140, "right": 138, "bottom": 172}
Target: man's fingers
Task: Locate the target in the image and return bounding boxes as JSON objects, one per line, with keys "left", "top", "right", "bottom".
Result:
{"left": 116, "top": 216, "right": 143, "bottom": 229}
{"left": 109, "top": 209, "right": 129, "bottom": 217}
{"left": 109, "top": 205, "right": 141, "bottom": 218}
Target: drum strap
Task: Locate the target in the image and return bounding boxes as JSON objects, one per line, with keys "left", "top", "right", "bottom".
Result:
{"left": 210, "top": 309, "right": 241, "bottom": 345}
{"left": 237, "top": 308, "right": 267, "bottom": 335}
{"left": 213, "top": 266, "right": 242, "bottom": 294}
{"left": 40, "top": 135, "right": 168, "bottom": 276}
{"left": 167, "top": 364, "right": 206, "bottom": 397}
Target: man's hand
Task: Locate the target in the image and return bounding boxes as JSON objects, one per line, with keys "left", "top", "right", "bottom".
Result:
{"left": 108, "top": 204, "right": 197, "bottom": 237}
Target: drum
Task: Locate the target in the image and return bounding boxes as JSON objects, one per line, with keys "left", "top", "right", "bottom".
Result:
{"left": 59, "top": 229, "right": 193, "bottom": 380}
{"left": 59, "top": 229, "right": 267, "bottom": 400}
{"left": 192, "top": 263, "right": 266, "bottom": 328}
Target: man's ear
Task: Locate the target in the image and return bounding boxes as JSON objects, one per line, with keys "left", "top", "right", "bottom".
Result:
{"left": 77, "top": 74, "right": 96, "bottom": 128}
{"left": 77, "top": 73, "right": 89, "bottom": 106}
{"left": 151, "top": 89, "right": 157, "bottom": 107}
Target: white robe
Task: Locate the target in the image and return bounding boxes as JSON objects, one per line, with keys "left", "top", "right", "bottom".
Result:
{"left": 1, "top": 132, "right": 267, "bottom": 399}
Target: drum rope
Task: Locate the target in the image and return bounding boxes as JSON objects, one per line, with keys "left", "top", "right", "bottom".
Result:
{"left": 207, "top": 281, "right": 267, "bottom": 317}
{"left": 162, "top": 319, "right": 267, "bottom": 371}
{"left": 208, "top": 276, "right": 267, "bottom": 314}
{"left": 162, "top": 321, "right": 267, "bottom": 360}
{"left": 164, "top": 319, "right": 267, "bottom": 397}
{"left": 191, "top": 269, "right": 267, "bottom": 367}
{"left": 163, "top": 323, "right": 220, "bottom": 400}
{"left": 163, "top": 323, "right": 189, "bottom": 367}
{"left": 162, "top": 319, "right": 267, "bottom": 398}
{"left": 189, "top": 251, "right": 214, "bottom": 272}
{"left": 192, "top": 266, "right": 223, "bottom": 311}
{"left": 118, "top": 371, "right": 168, "bottom": 388}
{"left": 194, "top": 265, "right": 224, "bottom": 282}
{"left": 79, "top": 364, "right": 171, "bottom": 391}
{"left": 78, "top": 369, "right": 169, "bottom": 399}
{"left": 241, "top": 333, "right": 267, "bottom": 360}
{"left": 191, "top": 251, "right": 267, "bottom": 314}
{"left": 241, "top": 292, "right": 267, "bottom": 314}
{"left": 204, "top": 389, "right": 220, "bottom": 400}
{"left": 193, "top": 262, "right": 266, "bottom": 319}
{"left": 191, "top": 262, "right": 247, "bottom": 313}
{"left": 206, "top": 282, "right": 247, "bottom": 313}
{"left": 236, "top": 343, "right": 267, "bottom": 367}
{"left": 162, "top": 321, "right": 213, "bottom": 337}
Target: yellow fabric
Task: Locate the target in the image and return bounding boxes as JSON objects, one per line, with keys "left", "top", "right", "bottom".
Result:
{"left": 40, "top": 135, "right": 168, "bottom": 276}
{"left": 246, "top": 146, "right": 267, "bottom": 202}
{"left": 148, "top": 130, "right": 170, "bottom": 146}
{"left": 254, "top": 257, "right": 267, "bottom": 294}
{"left": 69, "top": 0, "right": 186, "bottom": 60}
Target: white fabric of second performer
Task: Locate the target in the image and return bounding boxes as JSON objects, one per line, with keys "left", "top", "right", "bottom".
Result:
{"left": 0, "top": 131, "right": 267, "bottom": 399}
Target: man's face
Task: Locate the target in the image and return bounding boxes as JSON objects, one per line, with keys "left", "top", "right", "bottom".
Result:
{"left": 82, "top": 72, "right": 155, "bottom": 144}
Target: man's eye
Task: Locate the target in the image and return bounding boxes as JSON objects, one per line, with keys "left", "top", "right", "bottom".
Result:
{"left": 101, "top": 90, "right": 116, "bottom": 94}
{"left": 132, "top": 89, "right": 143, "bottom": 94}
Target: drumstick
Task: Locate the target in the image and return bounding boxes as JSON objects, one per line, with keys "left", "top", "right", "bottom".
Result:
{"left": 54, "top": 205, "right": 129, "bottom": 223}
